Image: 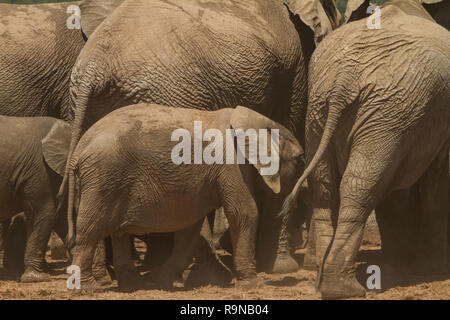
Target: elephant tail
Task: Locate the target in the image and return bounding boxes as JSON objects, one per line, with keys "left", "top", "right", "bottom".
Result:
{"left": 57, "top": 64, "right": 93, "bottom": 210}
{"left": 66, "top": 163, "right": 77, "bottom": 250}
{"left": 278, "top": 96, "right": 344, "bottom": 217}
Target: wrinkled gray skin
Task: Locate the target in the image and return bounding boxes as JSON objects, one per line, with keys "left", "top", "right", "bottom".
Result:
{"left": 280, "top": 0, "right": 450, "bottom": 299}
{"left": 0, "top": 116, "right": 71, "bottom": 282}
{"left": 0, "top": 2, "right": 116, "bottom": 284}
{"left": 0, "top": 116, "right": 110, "bottom": 284}
{"left": 302, "top": 0, "right": 450, "bottom": 273}
{"left": 67, "top": 104, "right": 303, "bottom": 291}
{"left": 62, "top": 0, "right": 363, "bottom": 274}
{"left": 0, "top": 2, "right": 85, "bottom": 120}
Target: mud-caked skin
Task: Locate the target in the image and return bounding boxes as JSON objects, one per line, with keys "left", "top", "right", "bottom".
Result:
{"left": 67, "top": 104, "right": 303, "bottom": 291}
{"left": 0, "top": 2, "right": 85, "bottom": 120}
{"left": 62, "top": 0, "right": 371, "bottom": 274}
{"left": 280, "top": 0, "right": 450, "bottom": 299}
{"left": 0, "top": 116, "right": 72, "bottom": 282}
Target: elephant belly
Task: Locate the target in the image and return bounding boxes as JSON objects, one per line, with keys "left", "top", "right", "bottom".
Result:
{"left": 119, "top": 194, "right": 219, "bottom": 235}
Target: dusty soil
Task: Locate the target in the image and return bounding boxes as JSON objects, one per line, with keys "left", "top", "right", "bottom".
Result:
{"left": 0, "top": 224, "right": 449, "bottom": 300}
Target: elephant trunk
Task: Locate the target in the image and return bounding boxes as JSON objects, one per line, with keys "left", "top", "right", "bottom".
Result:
{"left": 278, "top": 95, "right": 345, "bottom": 217}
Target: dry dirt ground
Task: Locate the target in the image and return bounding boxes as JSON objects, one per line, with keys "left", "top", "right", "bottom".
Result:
{"left": 0, "top": 224, "right": 449, "bottom": 300}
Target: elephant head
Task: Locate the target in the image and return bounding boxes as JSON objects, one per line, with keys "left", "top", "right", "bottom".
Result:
{"left": 41, "top": 121, "right": 72, "bottom": 178}
{"left": 79, "top": 0, "right": 125, "bottom": 39}
{"left": 230, "top": 106, "right": 304, "bottom": 272}
{"left": 230, "top": 106, "right": 304, "bottom": 196}
{"left": 284, "top": 0, "right": 367, "bottom": 44}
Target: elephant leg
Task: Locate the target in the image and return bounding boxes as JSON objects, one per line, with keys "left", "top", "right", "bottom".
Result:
{"left": 305, "top": 146, "right": 340, "bottom": 272}
{"left": 92, "top": 239, "right": 113, "bottom": 286}
{"left": 111, "top": 234, "right": 143, "bottom": 291}
{"left": 49, "top": 232, "right": 67, "bottom": 260}
{"left": 255, "top": 196, "right": 299, "bottom": 274}
{"left": 319, "top": 147, "right": 392, "bottom": 299}
{"left": 223, "top": 193, "right": 258, "bottom": 287}
{"left": 414, "top": 147, "right": 449, "bottom": 274}
{"left": 71, "top": 241, "right": 100, "bottom": 291}
{"left": 271, "top": 210, "right": 300, "bottom": 274}
{"left": 71, "top": 200, "right": 105, "bottom": 291}
{"left": 151, "top": 219, "right": 203, "bottom": 289}
{"left": 21, "top": 201, "right": 55, "bottom": 283}
{"left": 185, "top": 215, "right": 233, "bottom": 288}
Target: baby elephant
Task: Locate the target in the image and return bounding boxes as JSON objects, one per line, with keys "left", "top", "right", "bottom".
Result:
{"left": 67, "top": 104, "right": 302, "bottom": 291}
{"left": 0, "top": 116, "right": 70, "bottom": 282}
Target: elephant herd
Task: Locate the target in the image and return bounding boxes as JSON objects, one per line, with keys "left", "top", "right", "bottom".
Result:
{"left": 0, "top": 0, "right": 448, "bottom": 299}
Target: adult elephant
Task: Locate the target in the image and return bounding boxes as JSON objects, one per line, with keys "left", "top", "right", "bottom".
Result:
{"left": 61, "top": 0, "right": 365, "bottom": 275}
{"left": 0, "top": 1, "right": 87, "bottom": 120}
{"left": 280, "top": 0, "right": 450, "bottom": 299}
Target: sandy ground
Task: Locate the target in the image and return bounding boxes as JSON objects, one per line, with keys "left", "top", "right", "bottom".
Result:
{"left": 0, "top": 223, "right": 449, "bottom": 300}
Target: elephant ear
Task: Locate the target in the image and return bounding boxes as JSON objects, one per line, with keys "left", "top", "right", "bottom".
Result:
{"left": 230, "top": 106, "right": 303, "bottom": 194}
{"left": 230, "top": 106, "right": 281, "bottom": 194}
{"left": 284, "top": 0, "right": 341, "bottom": 44}
{"left": 341, "top": 0, "right": 367, "bottom": 23}
{"left": 80, "top": 0, "right": 125, "bottom": 39}
{"left": 41, "top": 121, "right": 72, "bottom": 177}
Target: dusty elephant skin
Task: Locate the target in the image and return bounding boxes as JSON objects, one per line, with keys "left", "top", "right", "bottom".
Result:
{"left": 61, "top": 0, "right": 367, "bottom": 274}
{"left": 280, "top": 0, "right": 450, "bottom": 299}
{"left": 66, "top": 104, "right": 303, "bottom": 291}
{"left": 0, "top": 116, "right": 71, "bottom": 282}
{"left": 0, "top": 2, "right": 85, "bottom": 120}
{"left": 64, "top": 0, "right": 309, "bottom": 275}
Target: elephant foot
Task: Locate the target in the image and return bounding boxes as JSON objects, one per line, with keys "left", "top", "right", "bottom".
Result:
{"left": 302, "top": 253, "right": 319, "bottom": 271}
{"left": 271, "top": 252, "right": 299, "bottom": 274}
{"left": 116, "top": 267, "right": 145, "bottom": 292}
{"left": 235, "top": 276, "right": 263, "bottom": 290}
{"left": 20, "top": 268, "right": 51, "bottom": 283}
{"left": 319, "top": 273, "right": 366, "bottom": 300}
{"left": 185, "top": 260, "right": 233, "bottom": 288}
